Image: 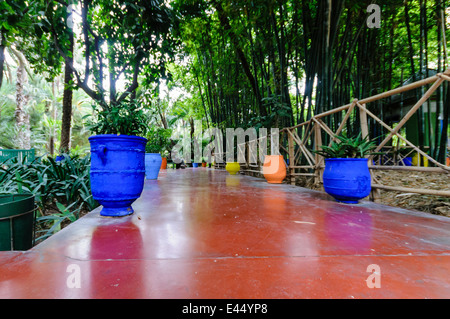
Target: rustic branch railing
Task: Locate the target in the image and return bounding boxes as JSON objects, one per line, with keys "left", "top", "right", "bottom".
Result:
{"left": 232, "top": 68, "right": 450, "bottom": 199}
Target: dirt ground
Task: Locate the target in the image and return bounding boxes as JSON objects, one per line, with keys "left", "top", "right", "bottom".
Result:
{"left": 294, "top": 170, "right": 450, "bottom": 218}
{"left": 372, "top": 170, "right": 450, "bottom": 217}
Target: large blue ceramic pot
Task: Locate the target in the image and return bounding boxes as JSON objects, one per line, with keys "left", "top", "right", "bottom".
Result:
{"left": 145, "top": 153, "right": 162, "bottom": 179}
{"left": 89, "top": 134, "right": 147, "bottom": 217}
{"left": 322, "top": 158, "right": 371, "bottom": 204}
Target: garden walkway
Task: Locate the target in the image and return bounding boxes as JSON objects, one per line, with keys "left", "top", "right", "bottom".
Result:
{"left": 1, "top": 168, "right": 450, "bottom": 298}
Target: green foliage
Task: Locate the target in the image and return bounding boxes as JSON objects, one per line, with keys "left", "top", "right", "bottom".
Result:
{"left": 0, "top": 154, "right": 98, "bottom": 242}
{"left": 145, "top": 126, "right": 173, "bottom": 155}
{"left": 248, "top": 95, "right": 292, "bottom": 129}
{"left": 313, "top": 133, "right": 380, "bottom": 158}
{"left": 86, "top": 99, "right": 150, "bottom": 136}
{"left": 0, "top": 0, "right": 36, "bottom": 45}
{"left": 34, "top": 0, "right": 178, "bottom": 107}
{"left": 36, "top": 201, "right": 80, "bottom": 238}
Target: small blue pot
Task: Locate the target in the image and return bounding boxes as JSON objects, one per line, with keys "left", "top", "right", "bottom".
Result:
{"left": 89, "top": 134, "right": 147, "bottom": 217}
{"left": 192, "top": 163, "right": 199, "bottom": 168}
{"left": 145, "top": 153, "right": 162, "bottom": 179}
{"left": 322, "top": 158, "right": 371, "bottom": 204}
{"left": 402, "top": 157, "right": 412, "bottom": 166}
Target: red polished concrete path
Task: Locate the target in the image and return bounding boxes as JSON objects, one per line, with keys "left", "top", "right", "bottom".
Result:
{"left": 1, "top": 168, "right": 450, "bottom": 299}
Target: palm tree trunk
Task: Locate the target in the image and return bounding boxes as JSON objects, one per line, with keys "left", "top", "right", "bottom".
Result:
{"left": 10, "top": 47, "right": 31, "bottom": 150}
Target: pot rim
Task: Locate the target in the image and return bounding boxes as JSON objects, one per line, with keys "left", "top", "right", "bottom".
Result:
{"left": 0, "top": 193, "right": 34, "bottom": 208}
{"left": 325, "top": 157, "right": 369, "bottom": 162}
{"left": 89, "top": 134, "right": 147, "bottom": 142}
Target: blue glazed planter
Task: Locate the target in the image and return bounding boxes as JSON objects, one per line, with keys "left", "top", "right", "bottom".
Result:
{"left": 192, "top": 163, "right": 199, "bottom": 168}
{"left": 89, "top": 134, "right": 147, "bottom": 217}
{"left": 322, "top": 158, "right": 371, "bottom": 204}
{"left": 402, "top": 157, "right": 412, "bottom": 166}
{"left": 145, "top": 153, "right": 162, "bottom": 180}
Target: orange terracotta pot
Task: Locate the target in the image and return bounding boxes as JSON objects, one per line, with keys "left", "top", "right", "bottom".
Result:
{"left": 262, "top": 155, "right": 286, "bottom": 184}
{"left": 160, "top": 157, "right": 167, "bottom": 169}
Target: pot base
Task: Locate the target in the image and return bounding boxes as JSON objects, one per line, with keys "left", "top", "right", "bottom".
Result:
{"left": 100, "top": 206, "right": 134, "bottom": 217}
{"left": 336, "top": 199, "right": 359, "bottom": 204}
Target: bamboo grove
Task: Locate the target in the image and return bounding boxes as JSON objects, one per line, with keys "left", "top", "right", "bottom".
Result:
{"left": 173, "top": 0, "right": 449, "bottom": 164}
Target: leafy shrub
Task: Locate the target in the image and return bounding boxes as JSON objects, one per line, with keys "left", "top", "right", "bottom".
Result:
{"left": 0, "top": 154, "right": 98, "bottom": 242}
{"left": 86, "top": 99, "right": 150, "bottom": 136}
{"left": 145, "top": 126, "right": 173, "bottom": 155}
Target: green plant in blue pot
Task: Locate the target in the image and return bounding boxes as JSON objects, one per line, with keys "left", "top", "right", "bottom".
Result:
{"left": 87, "top": 99, "right": 149, "bottom": 217}
{"left": 313, "top": 133, "right": 380, "bottom": 204}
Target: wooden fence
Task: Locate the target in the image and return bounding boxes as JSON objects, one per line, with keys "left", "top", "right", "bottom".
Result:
{"left": 223, "top": 68, "right": 450, "bottom": 199}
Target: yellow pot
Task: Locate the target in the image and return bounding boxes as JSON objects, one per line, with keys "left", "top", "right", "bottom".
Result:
{"left": 225, "top": 162, "right": 240, "bottom": 175}
{"left": 412, "top": 153, "right": 429, "bottom": 167}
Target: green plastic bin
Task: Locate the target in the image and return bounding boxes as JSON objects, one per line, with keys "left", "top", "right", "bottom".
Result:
{"left": 0, "top": 149, "right": 35, "bottom": 164}
{"left": 0, "top": 194, "right": 36, "bottom": 251}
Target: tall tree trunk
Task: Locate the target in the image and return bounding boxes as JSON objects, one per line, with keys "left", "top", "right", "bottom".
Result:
{"left": 59, "top": 17, "right": 74, "bottom": 154}
{"left": 10, "top": 47, "right": 31, "bottom": 149}
{"left": 0, "top": 33, "right": 5, "bottom": 89}
{"left": 405, "top": 0, "right": 424, "bottom": 149}
{"left": 437, "top": 0, "right": 448, "bottom": 163}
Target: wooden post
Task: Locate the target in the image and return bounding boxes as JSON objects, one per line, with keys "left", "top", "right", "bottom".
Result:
{"left": 372, "top": 77, "right": 445, "bottom": 154}
{"left": 359, "top": 104, "right": 369, "bottom": 138}
{"left": 314, "top": 122, "right": 323, "bottom": 188}
{"left": 359, "top": 103, "right": 380, "bottom": 201}
{"left": 288, "top": 129, "right": 295, "bottom": 185}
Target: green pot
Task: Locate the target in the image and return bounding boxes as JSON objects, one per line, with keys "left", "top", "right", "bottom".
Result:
{"left": 0, "top": 194, "right": 35, "bottom": 251}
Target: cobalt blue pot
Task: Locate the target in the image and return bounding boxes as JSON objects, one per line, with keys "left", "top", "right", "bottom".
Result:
{"left": 192, "top": 163, "right": 199, "bottom": 168}
{"left": 402, "top": 157, "right": 412, "bottom": 166}
{"left": 322, "top": 158, "right": 371, "bottom": 204}
{"left": 89, "top": 134, "right": 147, "bottom": 217}
{"left": 145, "top": 153, "right": 162, "bottom": 179}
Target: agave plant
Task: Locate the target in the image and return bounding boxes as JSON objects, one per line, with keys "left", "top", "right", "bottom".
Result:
{"left": 313, "top": 133, "right": 380, "bottom": 158}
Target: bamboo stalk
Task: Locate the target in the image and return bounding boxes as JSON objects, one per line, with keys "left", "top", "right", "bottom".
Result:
{"left": 288, "top": 129, "right": 295, "bottom": 185}
{"left": 313, "top": 103, "right": 352, "bottom": 119}
{"left": 314, "top": 123, "right": 323, "bottom": 185}
{"left": 370, "top": 165, "right": 449, "bottom": 172}
{"left": 312, "top": 117, "right": 335, "bottom": 139}
{"left": 280, "top": 119, "right": 311, "bottom": 132}
{"left": 439, "top": 74, "right": 450, "bottom": 82}
{"left": 287, "top": 129, "right": 315, "bottom": 166}
{"left": 359, "top": 103, "right": 369, "bottom": 139}
{"left": 358, "top": 73, "right": 442, "bottom": 105}
{"left": 279, "top": 144, "right": 289, "bottom": 154}
{"left": 301, "top": 120, "right": 313, "bottom": 144}
{"left": 371, "top": 77, "right": 445, "bottom": 154}
{"left": 241, "top": 169, "right": 263, "bottom": 174}
{"left": 331, "top": 100, "right": 356, "bottom": 145}
{"left": 291, "top": 173, "right": 316, "bottom": 177}
{"left": 283, "top": 70, "right": 450, "bottom": 134}
{"left": 372, "top": 184, "right": 450, "bottom": 197}
{"left": 357, "top": 102, "right": 450, "bottom": 172}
